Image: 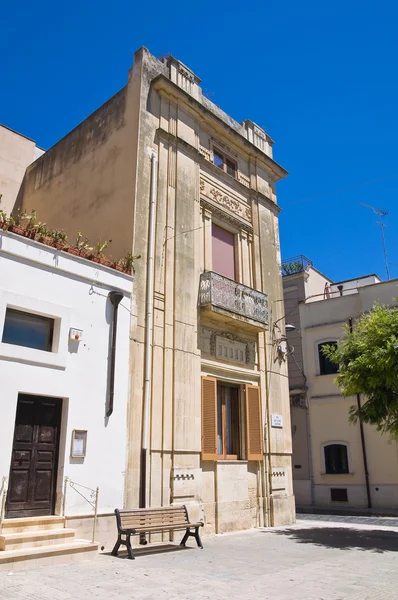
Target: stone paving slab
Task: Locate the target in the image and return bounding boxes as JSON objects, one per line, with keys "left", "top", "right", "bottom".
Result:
{"left": 1, "top": 517, "right": 398, "bottom": 599}
{"left": 298, "top": 513, "right": 398, "bottom": 528}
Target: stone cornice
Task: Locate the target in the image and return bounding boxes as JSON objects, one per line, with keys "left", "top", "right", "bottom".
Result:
{"left": 156, "top": 127, "right": 281, "bottom": 216}
{"left": 200, "top": 199, "right": 253, "bottom": 233}
{"left": 152, "top": 75, "right": 288, "bottom": 181}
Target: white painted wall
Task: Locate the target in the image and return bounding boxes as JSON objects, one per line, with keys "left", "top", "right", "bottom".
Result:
{"left": 0, "top": 231, "right": 132, "bottom": 517}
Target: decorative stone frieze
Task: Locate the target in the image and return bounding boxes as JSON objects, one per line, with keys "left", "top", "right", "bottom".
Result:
{"left": 200, "top": 177, "right": 251, "bottom": 223}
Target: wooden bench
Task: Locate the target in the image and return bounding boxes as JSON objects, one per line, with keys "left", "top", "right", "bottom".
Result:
{"left": 111, "top": 505, "right": 204, "bottom": 559}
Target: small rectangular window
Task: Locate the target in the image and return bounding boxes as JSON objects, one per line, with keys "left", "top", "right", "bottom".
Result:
{"left": 213, "top": 147, "right": 237, "bottom": 178}
{"left": 213, "top": 149, "right": 224, "bottom": 170}
{"left": 330, "top": 488, "right": 348, "bottom": 502}
{"left": 319, "top": 342, "right": 338, "bottom": 375}
{"left": 324, "top": 444, "right": 349, "bottom": 474}
{"left": 2, "top": 308, "right": 54, "bottom": 352}
{"left": 226, "top": 158, "right": 236, "bottom": 177}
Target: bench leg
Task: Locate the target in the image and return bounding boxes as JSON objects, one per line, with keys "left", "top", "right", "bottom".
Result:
{"left": 194, "top": 526, "right": 203, "bottom": 549}
{"left": 111, "top": 534, "right": 122, "bottom": 557}
{"left": 126, "top": 534, "right": 135, "bottom": 560}
{"left": 179, "top": 529, "right": 190, "bottom": 547}
{"left": 180, "top": 527, "right": 203, "bottom": 549}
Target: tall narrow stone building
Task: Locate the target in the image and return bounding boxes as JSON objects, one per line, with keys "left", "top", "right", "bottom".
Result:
{"left": 17, "top": 47, "right": 295, "bottom": 530}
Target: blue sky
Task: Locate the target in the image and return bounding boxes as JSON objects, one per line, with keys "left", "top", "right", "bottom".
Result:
{"left": 1, "top": 0, "right": 397, "bottom": 282}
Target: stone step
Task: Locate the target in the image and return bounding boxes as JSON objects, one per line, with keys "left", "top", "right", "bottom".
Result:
{"left": 0, "top": 528, "right": 76, "bottom": 551}
{"left": 0, "top": 540, "right": 98, "bottom": 571}
{"left": 1, "top": 516, "right": 65, "bottom": 533}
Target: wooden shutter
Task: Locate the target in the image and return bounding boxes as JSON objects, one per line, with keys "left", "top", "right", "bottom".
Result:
{"left": 201, "top": 376, "right": 218, "bottom": 460}
{"left": 246, "top": 384, "right": 263, "bottom": 460}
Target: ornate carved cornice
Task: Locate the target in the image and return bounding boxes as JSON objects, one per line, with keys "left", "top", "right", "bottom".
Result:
{"left": 200, "top": 198, "right": 253, "bottom": 232}
{"left": 152, "top": 75, "right": 288, "bottom": 181}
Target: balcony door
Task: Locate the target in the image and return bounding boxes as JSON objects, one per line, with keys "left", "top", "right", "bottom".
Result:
{"left": 212, "top": 223, "right": 236, "bottom": 280}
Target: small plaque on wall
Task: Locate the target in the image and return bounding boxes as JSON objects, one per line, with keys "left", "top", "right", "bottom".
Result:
{"left": 71, "top": 430, "right": 87, "bottom": 458}
{"left": 271, "top": 414, "right": 283, "bottom": 428}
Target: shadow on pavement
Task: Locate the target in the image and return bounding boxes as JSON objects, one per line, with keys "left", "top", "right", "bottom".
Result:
{"left": 268, "top": 527, "right": 398, "bottom": 553}
{"left": 103, "top": 543, "right": 192, "bottom": 559}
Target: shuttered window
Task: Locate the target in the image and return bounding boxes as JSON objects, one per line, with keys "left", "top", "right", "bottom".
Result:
{"left": 245, "top": 385, "right": 263, "bottom": 460}
{"left": 201, "top": 377, "right": 218, "bottom": 460}
{"left": 201, "top": 378, "right": 263, "bottom": 461}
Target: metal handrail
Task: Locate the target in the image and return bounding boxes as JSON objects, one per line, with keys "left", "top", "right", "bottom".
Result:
{"left": 0, "top": 476, "right": 8, "bottom": 532}
{"left": 62, "top": 477, "right": 99, "bottom": 543}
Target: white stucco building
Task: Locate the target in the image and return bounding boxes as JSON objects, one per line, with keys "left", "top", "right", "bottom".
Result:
{"left": 0, "top": 229, "right": 132, "bottom": 566}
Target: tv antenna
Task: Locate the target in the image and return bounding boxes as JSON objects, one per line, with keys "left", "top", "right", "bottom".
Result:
{"left": 359, "top": 202, "right": 390, "bottom": 280}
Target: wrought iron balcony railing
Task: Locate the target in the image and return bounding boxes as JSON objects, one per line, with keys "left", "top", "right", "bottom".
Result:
{"left": 281, "top": 255, "right": 313, "bottom": 276}
{"left": 199, "top": 271, "right": 269, "bottom": 326}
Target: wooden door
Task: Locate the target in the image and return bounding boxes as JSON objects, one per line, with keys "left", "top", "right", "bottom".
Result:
{"left": 6, "top": 395, "right": 62, "bottom": 518}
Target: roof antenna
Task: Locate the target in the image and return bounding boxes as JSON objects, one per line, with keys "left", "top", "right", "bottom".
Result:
{"left": 359, "top": 202, "right": 390, "bottom": 280}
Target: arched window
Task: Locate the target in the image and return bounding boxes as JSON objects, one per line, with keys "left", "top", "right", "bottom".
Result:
{"left": 324, "top": 444, "right": 349, "bottom": 474}
{"left": 318, "top": 341, "right": 338, "bottom": 375}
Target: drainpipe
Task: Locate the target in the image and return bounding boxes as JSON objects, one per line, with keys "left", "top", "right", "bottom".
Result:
{"left": 140, "top": 150, "right": 158, "bottom": 519}
{"left": 305, "top": 396, "right": 316, "bottom": 506}
{"left": 106, "top": 291, "right": 124, "bottom": 418}
{"left": 348, "top": 317, "right": 372, "bottom": 508}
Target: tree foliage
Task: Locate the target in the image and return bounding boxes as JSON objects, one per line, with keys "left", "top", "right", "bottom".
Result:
{"left": 323, "top": 303, "right": 398, "bottom": 437}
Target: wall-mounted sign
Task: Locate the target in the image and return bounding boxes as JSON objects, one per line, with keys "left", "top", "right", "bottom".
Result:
{"left": 69, "top": 328, "right": 83, "bottom": 342}
{"left": 271, "top": 414, "right": 283, "bottom": 428}
{"left": 71, "top": 430, "right": 87, "bottom": 458}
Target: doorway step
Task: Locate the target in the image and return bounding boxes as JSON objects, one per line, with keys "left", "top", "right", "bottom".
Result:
{"left": 0, "top": 516, "right": 98, "bottom": 571}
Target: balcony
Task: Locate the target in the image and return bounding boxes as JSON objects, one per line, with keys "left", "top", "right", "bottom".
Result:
{"left": 199, "top": 271, "right": 269, "bottom": 331}
{"left": 281, "top": 255, "right": 313, "bottom": 277}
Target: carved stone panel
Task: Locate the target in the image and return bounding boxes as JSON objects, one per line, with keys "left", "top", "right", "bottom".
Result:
{"left": 200, "top": 327, "right": 256, "bottom": 365}
{"left": 271, "top": 467, "right": 287, "bottom": 492}
{"left": 200, "top": 177, "right": 251, "bottom": 224}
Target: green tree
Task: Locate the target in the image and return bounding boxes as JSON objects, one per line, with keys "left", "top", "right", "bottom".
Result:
{"left": 323, "top": 303, "right": 398, "bottom": 437}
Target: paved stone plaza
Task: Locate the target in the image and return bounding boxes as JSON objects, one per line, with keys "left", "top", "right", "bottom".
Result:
{"left": 1, "top": 516, "right": 398, "bottom": 599}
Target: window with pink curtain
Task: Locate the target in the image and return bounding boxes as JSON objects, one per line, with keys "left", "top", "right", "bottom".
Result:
{"left": 212, "top": 223, "right": 236, "bottom": 280}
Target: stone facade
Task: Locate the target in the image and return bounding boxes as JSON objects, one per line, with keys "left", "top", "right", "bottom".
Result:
{"left": 284, "top": 262, "right": 398, "bottom": 510}
{"left": 18, "top": 47, "right": 295, "bottom": 531}
{"left": 0, "top": 124, "right": 44, "bottom": 215}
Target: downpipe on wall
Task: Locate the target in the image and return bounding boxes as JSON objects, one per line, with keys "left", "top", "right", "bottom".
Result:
{"left": 139, "top": 150, "right": 158, "bottom": 542}
{"left": 106, "top": 291, "right": 124, "bottom": 418}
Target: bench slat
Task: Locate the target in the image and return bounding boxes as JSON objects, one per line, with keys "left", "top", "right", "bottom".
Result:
{"left": 131, "top": 523, "right": 201, "bottom": 532}
{"left": 120, "top": 513, "right": 187, "bottom": 521}
{"left": 119, "top": 507, "right": 185, "bottom": 515}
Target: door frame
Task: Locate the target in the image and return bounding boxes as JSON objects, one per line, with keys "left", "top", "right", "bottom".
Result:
{"left": 5, "top": 394, "right": 63, "bottom": 519}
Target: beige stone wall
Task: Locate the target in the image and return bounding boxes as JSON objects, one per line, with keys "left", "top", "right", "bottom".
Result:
{"left": 19, "top": 88, "right": 135, "bottom": 258}
{"left": 125, "top": 49, "right": 294, "bottom": 531}
{"left": 300, "top": 281, "right": 398, "bottom": 509}
{"left": 0, "top": 125, "right": 41, "bottom": 215}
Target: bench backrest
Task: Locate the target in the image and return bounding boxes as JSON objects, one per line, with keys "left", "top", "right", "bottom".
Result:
{"left": 116, "top": 505, "right": 189, "bottom": 531}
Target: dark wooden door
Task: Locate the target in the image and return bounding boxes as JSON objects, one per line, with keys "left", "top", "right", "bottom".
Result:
{"left": 6, "top": 395, "right": 62, "bottom": 518}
